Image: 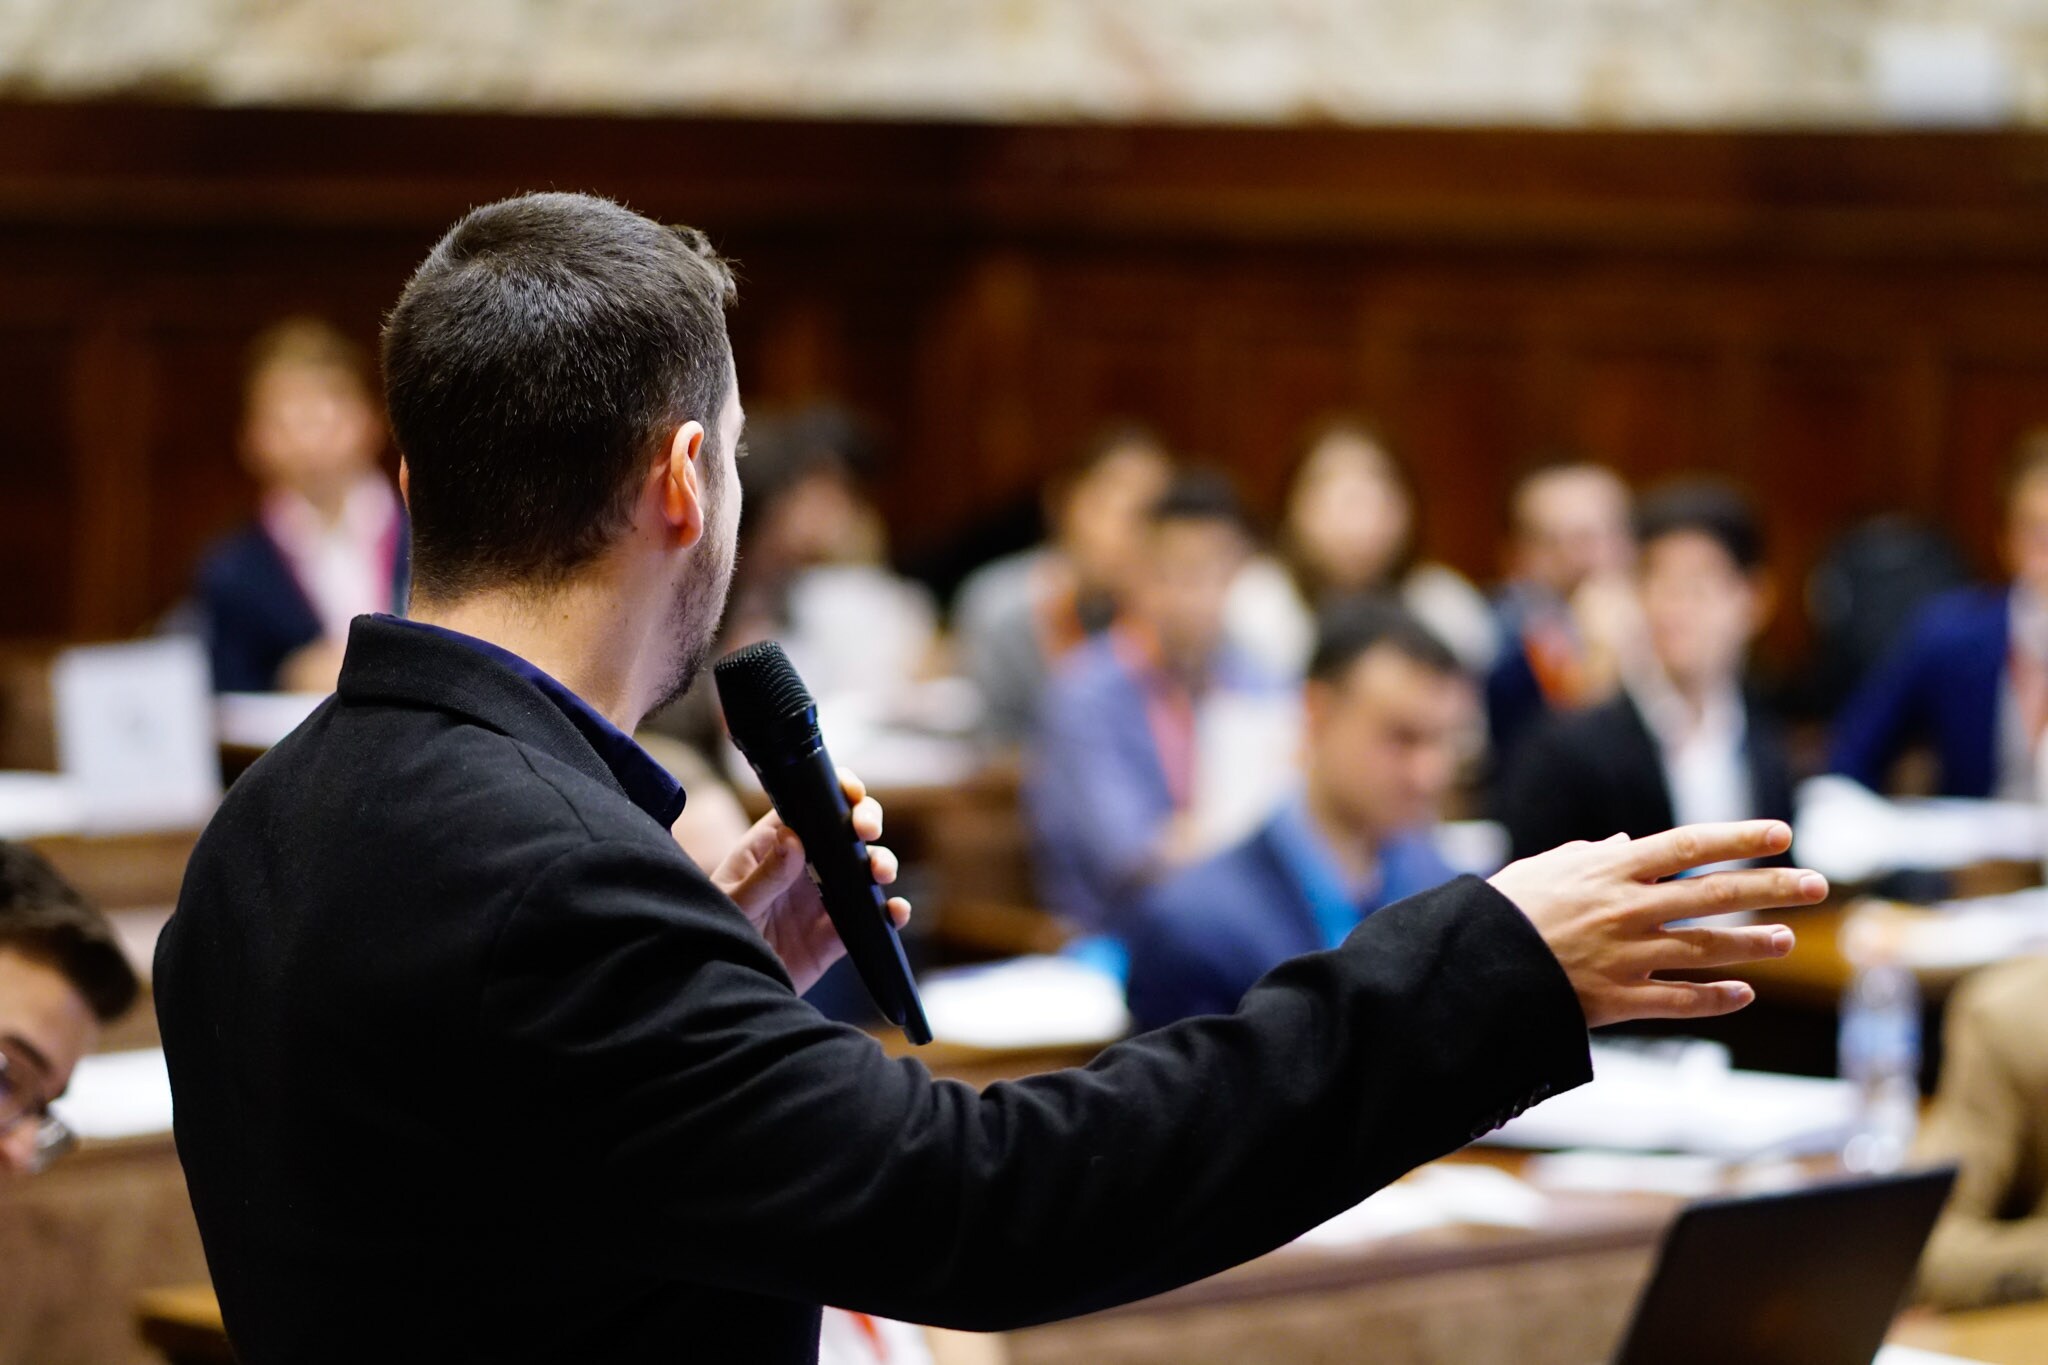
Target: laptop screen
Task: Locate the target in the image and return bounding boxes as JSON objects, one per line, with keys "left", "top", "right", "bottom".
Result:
{"left": 1610, "top": 1167, "right": 1957, "bottom": 1365}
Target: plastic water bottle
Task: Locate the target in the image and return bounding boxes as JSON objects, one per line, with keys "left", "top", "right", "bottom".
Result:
{"left": 1838, "top": 922, "right": 1921, "bottom": 1174}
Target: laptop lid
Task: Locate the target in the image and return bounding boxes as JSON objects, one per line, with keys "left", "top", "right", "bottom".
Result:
{"left": 1611, "top": 1166, "right": 1957, "bottom": 1365}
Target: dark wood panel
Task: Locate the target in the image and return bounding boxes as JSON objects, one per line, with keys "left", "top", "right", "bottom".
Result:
{"left": 9, "top": 101, "right": 2048, "bottom": 664}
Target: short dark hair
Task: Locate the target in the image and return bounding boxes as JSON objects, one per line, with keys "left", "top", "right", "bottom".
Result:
{"left": 382, "top": 192, "right": 739, "bottom": 600}
{"left": 0, "top": 842, "right": 137, "bottom": 1023}
{"left": 1308, "top": 597, "right": 1464, "bottom": 685}
{"left": 1147, "top": 470, "right": 1253, "bottom": 538}
{"left": 1634, "top": 481, "right": 1765, "bottom": 573}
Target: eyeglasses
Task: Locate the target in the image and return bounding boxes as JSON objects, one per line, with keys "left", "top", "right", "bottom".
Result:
{"left": 0, "top": 1041, "right": 76, "bottom": 1175}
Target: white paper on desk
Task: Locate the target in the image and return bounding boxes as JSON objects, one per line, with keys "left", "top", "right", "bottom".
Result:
{"left": 1297, "top": 1164, "right": 1548, "bottom": 1249}
{"left": 1480, "top": 1042, "right": 1858, "bottom": 1160}
{"left": 918, "top": 956, "right": 1130, "bottom": 1050}
{"left": 1892, "top": 889, "right": 2048, "bottom": 969}
{"left": 215, "top": 690, "right": 325, "bottom": 750}
{"left": 48, "top": 1048, "right": 173, "bottom": 1139}
{"left": 53, "top": 638, "right": 220, "bottom": 833}
{"left": 1796, "top": 776, "right": 2042, "bottom": 883}
{"left": 0, "top": 770, "right": 88, "bottom": 839}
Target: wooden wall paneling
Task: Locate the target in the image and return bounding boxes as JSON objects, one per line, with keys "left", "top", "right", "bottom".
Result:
{"left": 0, "top": 324, "right": 77, "bottom": 637}
{"left": 1397, "top": 331, "right": 1529, "bottom": 582}
{"left": 65, "top": 319, "right": 157, "bottom": 639}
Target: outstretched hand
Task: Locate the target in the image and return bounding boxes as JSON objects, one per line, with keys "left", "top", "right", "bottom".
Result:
{"left": 1488, "top": 821, "right": 1826, "bottom": 1029}
{"left": 711, "top": 769, "right": 911, "bottom": 996}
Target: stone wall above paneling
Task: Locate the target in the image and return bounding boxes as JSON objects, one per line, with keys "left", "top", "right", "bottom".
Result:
{"left": 4, "top": 0, "right": 2048, "bottom": 128}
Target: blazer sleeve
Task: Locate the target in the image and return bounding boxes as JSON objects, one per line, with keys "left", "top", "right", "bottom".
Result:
{"left": 479, "top": 847, "right": 1592, "bottom": 1331}
{"left": 1915, "top": 974, "right": 2048, "bottom": 1309}
{"left": 1831, "top": 609, "right": 1939, "bottom": 791}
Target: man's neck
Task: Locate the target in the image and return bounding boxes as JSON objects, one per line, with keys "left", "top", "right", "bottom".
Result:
{"left": 1301, "top": 784, "right": 1382, "bottom": 889}
{"left": 407, "top": 576, "right": 659, "bottom": 732}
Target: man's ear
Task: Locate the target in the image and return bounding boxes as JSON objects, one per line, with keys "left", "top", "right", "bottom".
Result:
{"left": 660, "top": 421, "right": 708, "bottom": 551}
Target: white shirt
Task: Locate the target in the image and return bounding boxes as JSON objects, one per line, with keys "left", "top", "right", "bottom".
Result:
{"left": 1630, "top": 672, "right": 1754, "bottom": 868}
{"left": 1995, "top": 586, "right": 2048, "bottom": 800}
{"left": 260, "top": 476, "right": 401, "bottom": 642}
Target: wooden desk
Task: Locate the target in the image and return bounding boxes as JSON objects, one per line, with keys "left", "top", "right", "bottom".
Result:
{"left": 27, "top": 828, "right": 200, "bottom": 913}
{"left": 1892, "top": 1298, "right": 2048, "bottom": 1363}
{"left": 1, "top": 1132, "right": 208, "bottom": 1365}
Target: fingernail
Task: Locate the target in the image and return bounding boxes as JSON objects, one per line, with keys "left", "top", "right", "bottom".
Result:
{"left": 1798, "top": 873, "right": 1826, "bottom": 899}
{"left": 1771, "top": 928, "right": 1794, "bottom": 954}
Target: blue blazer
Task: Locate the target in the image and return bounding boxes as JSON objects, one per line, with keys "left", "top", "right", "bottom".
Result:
{"left": 196, "top": 521, "right": 409, "bottom": 693}
{"left": 1024, "top": 633, "right": 1274, "bottom": 934}
{"left": 1124, "top": 817, "right": 1456, "bottom": 1032}
{"left": 1830, "top": 586, "right": 2009, "bottom": 799}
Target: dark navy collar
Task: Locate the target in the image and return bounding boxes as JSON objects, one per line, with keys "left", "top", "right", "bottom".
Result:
{"left": 377, "top": 616, "right": 686, "bottom": 828}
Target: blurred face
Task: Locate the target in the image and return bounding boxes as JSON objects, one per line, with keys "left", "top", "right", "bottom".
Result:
{"left": 1513, "top": 467, "right": 1634, "bottom": 597}
{"left": 1286, "top": 431, "right": 1412, "bottom": 593}
{"left": 2007, "top": 473, "right": 2048, "bottom": 602}
{"left": 1306, "top": 647, "right": 1473, "bottom": 841}
{"left": 0, "top": 947, "right": 96, "bottom": 1179}
{"left": 1132, "top": 517, "right": 1248, "bottom": 670}
{"left": 1638, "top": 529, "right": 1766, "bottom": 694}
{"left": 241, "top": 362, "right": 385, "bottom": 503}
{"left": 1058, "top": 444, "right": 1173, "bottom": 597}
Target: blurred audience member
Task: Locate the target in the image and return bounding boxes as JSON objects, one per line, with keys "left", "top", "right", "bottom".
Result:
{"left": 0, "top": 841, "right": 139, "bottom": 1177}
{"left": 1500, "top": 483, "right": 1792, "bottom": 863}
{"left": 1230, "top": 418, "right": 1497, "bottom": 676}
{"left": 1833, "top": 432, "right": 2048, "bottom": 799}
{"left": 1124, "top": 601, "right": 1469, "bottom": 1031}
{"left": 1026, "top": 473, "right": 1280, "bottom": 934}
{"left": 195, "top": 318, "right": 406, "bottom": 693}
{"left": 954, "top": 424, "right": 1174, "bottom": 745}
{"left": 1797, "top": 515, "right": 1971, "bottom": 721}
{"left": 1915, "top": 953, "right": 2048, "bottom": 1309}
{"left": 1486, "top": 460, "right": 1639, "bottom": 765}
{"left": 719, "top": 405, "right": 937, "bottom": 702}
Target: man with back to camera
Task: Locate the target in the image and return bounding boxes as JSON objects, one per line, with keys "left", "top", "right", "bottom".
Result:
{"left": 155, "top": 192, "right": 1829, "bottom": 1365}
{"left": 0, "top": 841, "right": 140, "bottom": 1178}
{"left": 1124, "top": 599, "right": 1474, "bottom": 1031}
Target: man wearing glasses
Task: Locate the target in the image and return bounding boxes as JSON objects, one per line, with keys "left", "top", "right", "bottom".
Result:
{"left": 0, "top": 841, "right": 139, "bottom": 1176}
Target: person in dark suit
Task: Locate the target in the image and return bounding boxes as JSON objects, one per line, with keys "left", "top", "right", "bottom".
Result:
{"left": 193, "top": 317, "right": 408, "bottom": 693}
{"left": 155, "top": 192, "right": 1826, "bottom": 1365}
{"left": 1485, "top": 460, "right": 1639, "bottom": 768}
{"left": 1500, "top": 482, "right": 1794, "bottom": 862}
{"left": 1126, "top": 601, "right": 1472, "bottom": 1031}
{"left": 1832, "top": 432, "right": 2048, "bottom": 799}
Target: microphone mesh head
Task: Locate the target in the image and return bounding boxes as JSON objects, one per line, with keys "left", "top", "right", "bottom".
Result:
{"left": 714, "top": 640, "right": 816, "bottom": 744}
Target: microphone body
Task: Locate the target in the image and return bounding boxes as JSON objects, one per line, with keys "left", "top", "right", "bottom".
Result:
{"left": 715, "top": 643, "right": 932, "bottom": 1045}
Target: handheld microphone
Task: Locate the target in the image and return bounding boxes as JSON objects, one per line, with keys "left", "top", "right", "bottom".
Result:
{"left": 714, "top": 641, "right": 932, "bottom": 1045}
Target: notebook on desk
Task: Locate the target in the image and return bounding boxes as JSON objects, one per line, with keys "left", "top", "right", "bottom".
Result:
{"left": 1607, "top": 1167, "right": 1958, "bottom": 1365}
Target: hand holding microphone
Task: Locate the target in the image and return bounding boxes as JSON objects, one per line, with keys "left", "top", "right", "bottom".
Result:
{"left": 714, "top": 642, "right": 933, "bottom": 1044}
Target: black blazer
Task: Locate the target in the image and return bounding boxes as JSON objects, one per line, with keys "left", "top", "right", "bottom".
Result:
{"left": 157, "top": 615, "right": 1592, "bottom": 1365}
{"left": 1498, "top": 690, "right": 1797, "bottom": 864}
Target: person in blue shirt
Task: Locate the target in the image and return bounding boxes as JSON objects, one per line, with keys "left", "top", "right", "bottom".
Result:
{"left": 1833, "top": 433, "right": 2048, "bottom": 799}
{"left": 1125, "top": 599, "right": 1473, "bottom": 1031}
{"left": 1025, "top": 471, "right": 1281, "bottom": 936}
